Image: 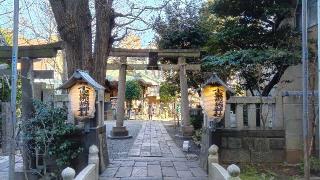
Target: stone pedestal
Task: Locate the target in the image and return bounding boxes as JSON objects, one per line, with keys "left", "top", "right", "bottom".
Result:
{"left": 181, "top": 125, "right": 194, "bottom": 137}
{"left": 111, "top": 126, "right": 128, "bottom": 136}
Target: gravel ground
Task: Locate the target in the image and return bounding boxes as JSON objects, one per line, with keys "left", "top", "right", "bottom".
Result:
{"left": 162, "top": 121, "right": 201, "bottom": 157}
{"left": 105, "top": 120, "right": 143, "bottom": 160}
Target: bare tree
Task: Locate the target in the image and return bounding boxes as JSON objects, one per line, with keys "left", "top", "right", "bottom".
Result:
{"left": 48, "top": 0, "right": 167, "bottom": 85}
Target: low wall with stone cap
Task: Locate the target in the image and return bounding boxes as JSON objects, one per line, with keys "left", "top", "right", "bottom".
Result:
{"left": 214, "top": 129, "right": 285, "bottom": 163}
{"left": 208, "top": 145, "right": 241, "bottom": 180}
{"left": 61, "top": 145, "right": 99, "bottom": 180}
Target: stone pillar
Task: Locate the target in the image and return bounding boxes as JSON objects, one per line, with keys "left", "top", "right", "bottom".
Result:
{"left": 208, "top": 144, "right": 219, "bottom": 164}
{"left": 178, "top": 57, "right": 193, "bottom": 136}
{"left": 236, "top": 104, "right": 243, "bottom": 129}
{"left": 61, "top": 167, "right": 75, "bottom": 180}
{"left": 227, "top": 164, "right": 241, "bottom": 180}
{"left": 21, "top": 57, "right": 34, "bottom": 169}
{"left": 88, "top": 145, "right": 99, "bottom": 180}
{"left": 110, "top": 57, "right": 131, "bottom": 138}
{"left": 1, "top": 102, "right": 11, "bottom": 155}
{"left": 248, "top": 104, "right": 256, "bottom": 128}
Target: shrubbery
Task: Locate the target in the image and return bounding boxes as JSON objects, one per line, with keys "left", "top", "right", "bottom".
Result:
{"left": 22, "top": 100, "right": 83, "bottom": 178}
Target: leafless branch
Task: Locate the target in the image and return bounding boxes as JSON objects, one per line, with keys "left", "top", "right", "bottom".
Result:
{"left": 113, "top": 26, "right": 150, "bottom": 42}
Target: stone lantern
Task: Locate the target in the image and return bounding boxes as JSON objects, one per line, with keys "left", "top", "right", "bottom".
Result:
{"left": 201, "top": 73, "right": 234, "bottom": 127}
{"left": 58, "top": 70, "right": 108, "bottom": 171}
{"left": 199, "top": 73, "right": 234, "bottom": 171}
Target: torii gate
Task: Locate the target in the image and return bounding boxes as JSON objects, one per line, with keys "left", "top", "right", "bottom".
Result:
{"left": 107, "top": 49, "right": 201, "bottom": 138}
{"left": 0, "top": 42, "right": 61, "bottom": 169}
{"left": 0, "top": 43, "right": 201, "bottom": 139}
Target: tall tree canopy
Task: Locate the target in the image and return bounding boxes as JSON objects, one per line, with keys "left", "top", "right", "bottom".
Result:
{"left": 159, "top": 82, "right": 178, "bottom": 104}
{"left": 125, "top": 80, "right": 142, "bottom": 106}
{"left": 202, "top": 0, "right": 300, "bottom": 96}
{"left": 153, "top": 0, "right": 208, "bottom": 91}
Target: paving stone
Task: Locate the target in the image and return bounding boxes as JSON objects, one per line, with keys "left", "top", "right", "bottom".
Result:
{"left": 134, "top": 161, "right": 147, "bottom": 167}
{"left": 148, "top": 161, "right": 160, "bottom": 165}
{"left": 141, "top": 151, "right": 151, "bottom": 156}
{"left": 99, "top": 177, "right": 120, "bottom": 180}
{"left": 115, "top": 167, "right": 132, "bottom": 178}
{"left": 186, "top": 161, "right": 200, "bottom": 168}
{"left": 177, "top": 170, "right": 193, "bottom": 177}
{"left": 132, "top": 167, "right": 147, "bottom": 177}
{"left": 121, "top": 160, "right": 135, "bottom": 167}
{"left": 148, "top": 164, "right": 162, "bottom": 177}
{"left": 190, "top": 167, "right": 207, "bottom": 177}
{"left": 100, "top": 167, "right": 119, "bottom": 177}
{"left": 173, "top": 162, "right": 189, "bottom": 171}
{"left": 163, "top": 178, "right": 181, "bottom": 180}
{"left": 170, "top": 148, "right": 185, "bottom": 158}
{"left": 100, "top": 121, "right": 208, "bottom": 179}
{"left": 161, "top": 161, "right": 173, "bottom": 167}
{"left": 162, "top": 167, "right": 178, "bottom": 177}
{"left": 121, "top": 177, "right": 162, "bottom": 180}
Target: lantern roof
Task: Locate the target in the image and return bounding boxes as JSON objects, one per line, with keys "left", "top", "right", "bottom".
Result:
{"left": 58, "top": 70, "right": 105, "bottom": 90}
{"left": 202, "top": 73, "right": 234, "bottom": 95}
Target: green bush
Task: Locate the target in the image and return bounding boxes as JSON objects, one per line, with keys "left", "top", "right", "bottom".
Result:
{"left": 22, "top": 100, "right": 83, "bottom": 178}
{"left": 190, "top": 114, "right": 203, "bottom": 130}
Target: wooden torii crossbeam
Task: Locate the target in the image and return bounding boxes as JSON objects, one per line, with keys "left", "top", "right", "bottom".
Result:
{"left": 107, "top": 64, "right": 201, "bottom": 71}
{"left": 0, "top": 42, "right": 62, "bottom": 59}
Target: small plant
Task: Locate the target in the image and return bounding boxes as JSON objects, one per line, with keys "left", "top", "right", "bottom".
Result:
{"left": 22, "top": 100, "right": 83, "bottom": 178}
{"left": 299, "top": 156, "right": 320, "bottom": 175}
{"left": 240, "top": 165, "right": 276, "bottom": 180}
{"left": 190, "top": 114, "right": 203, "bottom": 130}
{"left": 192, "top": 128, "right": 202, "bottom": 147}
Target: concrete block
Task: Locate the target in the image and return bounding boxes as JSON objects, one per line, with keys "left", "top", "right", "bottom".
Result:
{"left": 253, "top": 138, "right": 270, "bottom": 152}
{"left": 221, "top": 137, "right": 228, "bottom": 148}
{"left": 220, "top": 149, "right": 250, "bottom": 163}
{"left": 286, "top": 149, "right": 303, "bottom": 164}
{"left": 228, "top": 137, "right": 242, "bottom": 149}
{"left": 285, "top": 135, "right": 303, "bottom": 150}
{"left": 283, "top": 104, "right": 303, "bottom": 120}
{"left": 242, "top": 137, "right": 254, "bottom": 150}
{"left": 285, "top": 118, "right": 303, "bottom": 136}
{"left": 251, "top": 150, "right": 285, "bottom": 163}
{"left": 269, "top": 138, "right": 285, "bottom": 150}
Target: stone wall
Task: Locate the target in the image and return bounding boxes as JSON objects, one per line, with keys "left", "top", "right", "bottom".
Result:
{"left": 215, "top": 129, "right": 285, "bottom": 163}
{"left": 283, "top": 95, "right": 318, "bottom": 163}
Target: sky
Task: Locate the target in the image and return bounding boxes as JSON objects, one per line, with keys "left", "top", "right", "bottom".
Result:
{"left": 0, "top": 0, "right": 166, "bottom": 47}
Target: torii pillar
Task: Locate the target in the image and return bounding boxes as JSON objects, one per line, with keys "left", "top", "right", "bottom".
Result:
{"left": 179, "top": 57, "right": 194, "bottom": 136}
{"left": 110, "top": 57, "right": 132, "bottom": 138}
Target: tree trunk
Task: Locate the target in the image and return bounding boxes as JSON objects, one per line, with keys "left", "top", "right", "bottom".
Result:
{"left": 261, "top": 65, "right": 289, "bottom": 96}
{"left": 49, "top": 0, "right": 114, "bottom": 84}
{"left": 93, "top": 0, "right": 115, "bottom": 85}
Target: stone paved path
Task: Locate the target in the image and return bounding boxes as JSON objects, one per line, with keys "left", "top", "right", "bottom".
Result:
{"left": 100, "top": 121, "right": 208, "bottom": 180}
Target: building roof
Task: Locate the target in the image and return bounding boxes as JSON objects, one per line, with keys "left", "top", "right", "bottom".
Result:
{"left": 58, "top": 70, "right": 105, "bottom": 90}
